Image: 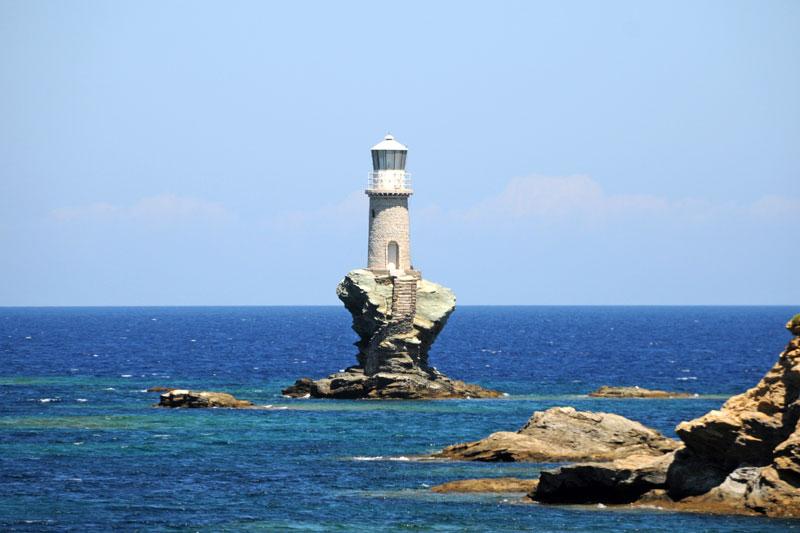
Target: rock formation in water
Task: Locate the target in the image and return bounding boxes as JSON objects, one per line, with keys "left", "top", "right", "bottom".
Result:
{"left": 282, "top": 269, "right": 501, "bottom": 399}
{"left": 434, "top": 406, "right": 679, "bottom": 462}
{"left": 431, "top": 477, "right": 539, "bottom": 493}
{"left": 157, "top": 389, "right": 254, "bottom": 408}
{"left": 588, "top": 385, "right": 694, "bottom": 399}
{"left": 529, "top": 314, "right": 800, "bottom": 518}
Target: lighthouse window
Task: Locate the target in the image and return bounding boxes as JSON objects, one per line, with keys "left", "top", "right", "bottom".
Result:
{"left": 371, "top": 209, "right": 375, "bottom": 219}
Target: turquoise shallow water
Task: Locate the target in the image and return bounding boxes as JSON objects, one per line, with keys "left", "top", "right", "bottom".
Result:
{"left": 1, "top": 306, "right": 798, "bottom": 531}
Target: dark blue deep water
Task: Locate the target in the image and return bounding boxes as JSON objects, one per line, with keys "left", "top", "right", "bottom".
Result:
{"left": 1, "top": 306, "right": 798, "bottom": 531}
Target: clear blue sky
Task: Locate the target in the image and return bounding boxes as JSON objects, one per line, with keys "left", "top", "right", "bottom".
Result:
{"left": 1, "top": 1, "right": 798, "bottom": 305}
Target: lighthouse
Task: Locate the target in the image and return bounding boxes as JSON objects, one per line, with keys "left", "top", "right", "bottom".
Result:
{"left": 366, "top": 134, "right": 414, "bottom": 275}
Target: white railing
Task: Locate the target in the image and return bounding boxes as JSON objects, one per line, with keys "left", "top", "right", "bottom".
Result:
{"left": 367, "top": 171, "right": 412, "bottom": 192}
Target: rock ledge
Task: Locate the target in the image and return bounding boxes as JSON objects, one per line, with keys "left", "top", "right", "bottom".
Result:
{"left": 435, "top": 406, "right": 679, "bottom": 462}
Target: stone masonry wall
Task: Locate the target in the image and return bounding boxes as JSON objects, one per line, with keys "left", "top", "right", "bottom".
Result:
{"left": 367, "top": 194, "right": 411, "bottom": 271}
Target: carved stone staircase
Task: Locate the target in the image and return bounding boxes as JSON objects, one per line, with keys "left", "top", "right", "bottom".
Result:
{"left": 391, "top": 276, "right": 418, "bottom": 330}
{"left": 364, "top": 275, "right": 419, "bottom": 375}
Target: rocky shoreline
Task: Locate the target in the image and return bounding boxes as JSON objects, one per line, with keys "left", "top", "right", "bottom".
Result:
{"left": 431, "top": 315, "right": 800, "bottom": 518}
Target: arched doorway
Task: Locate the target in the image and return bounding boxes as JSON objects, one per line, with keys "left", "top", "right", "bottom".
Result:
{"left": 387, "top": 241, "right": 399, "bottom": 271}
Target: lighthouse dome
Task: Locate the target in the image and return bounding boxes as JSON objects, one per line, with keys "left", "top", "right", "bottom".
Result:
{"left": 371, "top": 134, "right": 407, "bottom": 171}
{"left": 371, "top": 134, "right": 407, "bottom": 152}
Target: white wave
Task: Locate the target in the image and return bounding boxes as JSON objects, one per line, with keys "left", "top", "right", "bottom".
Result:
{"left": 104, "top": 387, "right": 115, "bottom": 391}
{"left": 120, "top": 374, "right": 132, "bottom": 378}
{"left": 677, "top": 376, "right": 698, "bottom": 381}
{"left": 76, "top": 398, "right": 88, "bottom": 403}
{"left": 39, "top": 398, "right": 60, "bottom": 403}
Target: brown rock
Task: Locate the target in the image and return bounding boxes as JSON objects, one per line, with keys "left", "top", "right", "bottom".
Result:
{"left": 435, "top": 407, "right": 679, "bottom": 462}
{"left": 431, "top": 477, "right": 539, "bottom": 493}
{"left": 588, "top": 386, "right": 693, "bottom": 399}
{"left": 675, "top": 336, "right": 800, "bottom": 468}
{"left": 157, "top": 389, "right": 254, "bottom": 408}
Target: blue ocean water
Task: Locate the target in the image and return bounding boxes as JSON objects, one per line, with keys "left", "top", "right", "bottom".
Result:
{"left": 1, "top": 306, "right": 797, "bottom": 531}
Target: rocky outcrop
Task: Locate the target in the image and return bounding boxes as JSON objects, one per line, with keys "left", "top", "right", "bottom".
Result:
{"left": 284, "top": 366, "right": 500, "bottom": 400}
{"left": 283, "top": 269, "right": 501, "bottom": 399}
{"left": 588, "top": 386, "right": 693, "bottom": 399}
{"left": 435, "top": 406, "right": 679, "bottom": 462}
{"left": 529, "top": 316, "right": 800, "bottom": 518}
{"left": 534, "top": 453, "right": 674, "bottom": 504}
{"left": 157, "top": 389, "right": 254, "bottom": 408}
{"left": 431, "top": 477, "right": 539, "bottom": 493}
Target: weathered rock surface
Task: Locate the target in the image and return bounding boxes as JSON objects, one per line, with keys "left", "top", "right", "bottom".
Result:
{"left": 431, "top": 477, "right": 539, "bottom": 493}
{"left": 588, "top": 385, "right": 693, "bottom": 399}
{"left": 157, "top": 389, "right": 254, "bottom": 408}
{"left": 674, "top": 335, "right": 800, "bottom": 469}
{"left": 534, "top": 453, "right": 674, "bottom": 504}
{"left": 283, "top": 269, "right": 501, "bottom": 399}
{"left": 529, "top": 316, "right": 800, "bottom": 518}
{"left": 284, "top": 366, "right": 500, "bottom": 400}
{"left": 435, "top": 406, "right": 679, "bottom": 462}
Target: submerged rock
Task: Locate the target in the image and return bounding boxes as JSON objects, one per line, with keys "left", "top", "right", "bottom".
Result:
{"left": 435, "top": 406, "right": 679, "bottom": 462}
{"left": 431, "top": 477, "right": 539, "bottom": 493}
{"left": 283, "top": 269, "right": 501, "bottom": 400}
{"left": 529, "top": 315, "right": 800, "bottom": 518}
{"left": 157, "top": 389, "right": 254, "bottom": 408}
{"left": 146, "top": 386, "right": 175, "bottom": 393}
{"left": 588, "top": 385, "right": 693, "bottom": 399}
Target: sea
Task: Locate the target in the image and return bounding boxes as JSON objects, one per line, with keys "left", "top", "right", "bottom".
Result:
{"left": 1, "top": 306, "right": 798, "bottom": 532}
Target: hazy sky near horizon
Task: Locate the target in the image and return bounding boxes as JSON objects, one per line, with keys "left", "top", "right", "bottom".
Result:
{"left": 1, "top": 1, "right": 798, "bottom": 305}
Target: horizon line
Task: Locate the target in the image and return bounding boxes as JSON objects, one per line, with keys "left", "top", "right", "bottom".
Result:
{"left": 0, "top": 304, "right": 797, "bottom": 309}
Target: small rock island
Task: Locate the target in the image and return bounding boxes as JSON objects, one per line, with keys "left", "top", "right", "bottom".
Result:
{"left": 283, "top": 135, "right": 500, "bottom": 400}
{"left": 588, "top": 385, "right": 693, "bottom": 399}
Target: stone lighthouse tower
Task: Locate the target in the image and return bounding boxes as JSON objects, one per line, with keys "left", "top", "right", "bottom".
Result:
{"left": 280, "top": 133, "right": 503, "bottom": 399}
{"left": 366, "top": 134, "right": 413, "bottom": 275}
